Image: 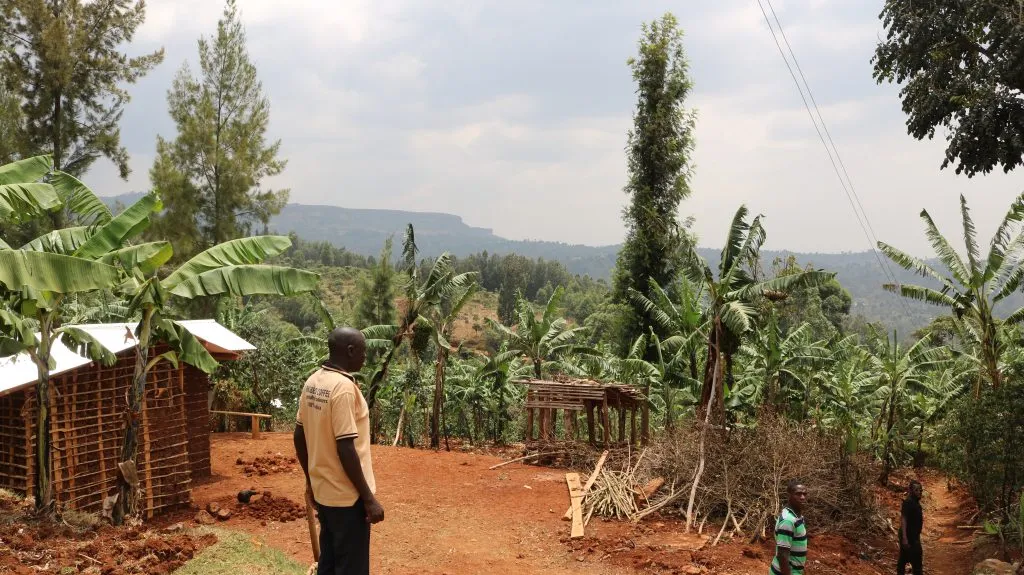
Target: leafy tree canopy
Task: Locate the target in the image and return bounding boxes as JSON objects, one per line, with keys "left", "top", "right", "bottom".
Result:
{"left": 873, "top": 0, "right": 1024, "bottom": 176}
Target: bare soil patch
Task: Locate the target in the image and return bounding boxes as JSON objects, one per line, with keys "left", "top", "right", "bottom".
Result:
{"left": 236, "top": 454, "right": 297, "bottom": 477}
{"left": 177, "top": 433, "right": 954, "bottom": 575}
{"left": 0, "top": 504, "right": 215, "bottom": 575}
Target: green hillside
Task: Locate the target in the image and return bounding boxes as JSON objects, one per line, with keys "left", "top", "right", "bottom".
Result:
{"left": 103, "top": 194, "right": 1010, "bottom": 333}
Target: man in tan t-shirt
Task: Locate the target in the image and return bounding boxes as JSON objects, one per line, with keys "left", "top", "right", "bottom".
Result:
{"left": 294, "top": 327, "right": 384, "bottom": 575}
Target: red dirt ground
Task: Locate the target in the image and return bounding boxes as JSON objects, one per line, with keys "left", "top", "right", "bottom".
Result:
{"left": 0, "top": 495, "right": 215, "bottom": 575}
{"left": 175, "top": 433, "right": 967, "bottom": 575}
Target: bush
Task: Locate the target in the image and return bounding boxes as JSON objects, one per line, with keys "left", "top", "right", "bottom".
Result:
{"left": 647, "top": 414, "right": 879, "bottom": 537}
{"left": 937, "top": 380, "right": 1024, "bottom": 513}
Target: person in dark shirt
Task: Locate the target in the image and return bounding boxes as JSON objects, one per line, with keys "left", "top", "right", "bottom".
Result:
{"left": 898, "top": 479, "right": 924, "bottom": 575}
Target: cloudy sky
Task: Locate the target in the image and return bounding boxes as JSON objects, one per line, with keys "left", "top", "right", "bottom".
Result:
{"left": 89, "top": 0, "right": 1022, "bottom": 255}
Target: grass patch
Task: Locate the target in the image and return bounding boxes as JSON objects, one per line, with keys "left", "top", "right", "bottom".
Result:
{"left": 173, "top": 528, "right": 310, "bottom": 575}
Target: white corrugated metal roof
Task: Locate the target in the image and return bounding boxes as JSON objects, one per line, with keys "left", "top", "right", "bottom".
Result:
{"left": 177, "top": 320, "right": 255, "bottom": 353}
{"left": 0, "top": 319, "right": 253, "bottom": 397}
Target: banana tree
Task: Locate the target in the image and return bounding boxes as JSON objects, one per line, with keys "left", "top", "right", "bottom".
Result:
{"left": 906, "top": 361, "right": 973, "bottom": 467}
{"left": 111, "top": 235, "right": 320, "bottom": 520}
{"left": 870, "top": 332, "right": 949, "bottom": 485}
{"left": 624, "top": 331, "right": 699, "bottom": 433}
{"left": 680, "top": 205, "right": 835, "bottom": 422}
{"left": 736, "top": 318, "right": 831, "bottom": 417}
{"left": 485, "top": 286, "right": 598, "bottom": 380}
{"left": 478, "top": 343, "right": 531, "bottom": 443}
{"left": 363, "top": 225, "right": 476, "bottom": 412}
{"left": 679, "top": 205, "right": 833, "bottom": 533}
{"left": 0, "top": 156, "right": 122, "bottom": 512}
{"left": 0, "top": 252, "right": 122, "bottom": 512}
{"left": 423, "top": 278, "right": 479, "bottom": 449}
{"left": 878, "top": 193, "right": 1024, "bottom": 393}
{"left": 628, "top": 277, "right": 706, "bottom": 439}
{"left": 817, "top": 346, "right": 882, "bottom": 455}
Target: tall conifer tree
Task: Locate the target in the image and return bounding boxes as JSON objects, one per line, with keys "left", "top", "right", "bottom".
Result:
{"left": 150, "top": 0, "right": 287, "bottom": 261}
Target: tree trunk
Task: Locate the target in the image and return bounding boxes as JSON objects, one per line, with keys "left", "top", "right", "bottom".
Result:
{"left": 533, "top": 359, "right": 542, "bottom": 380}
{"left": 699, "top": 322, "right": 724, "bottom": 424}
{"left": 33, "top": 313, "right": 55, "bottom": 514}
{"left": 50, "top": 91, "right": 64, "bottom": 230}
{"left": 393, "top": 403, "right": 405, "bottom": 447}
{"left": 430, "top": 346, "right": 445, "bottom": 449}
{"left": 496, "top": 383, "right": 506, "bottom": 444}
{"left": 687, "top": 323, "right": 722, "bottom": 532}
{"left": 879, "top": 392, "right": 898, "bottom": 486}
{"left": 663, "top": 378, "right": 673, "bottom": 431}
{"left": 115, "top": 309, "right": 153, "bottom": 523}
{"left": 367, "top": 335, "right": 402, "bottom": 410}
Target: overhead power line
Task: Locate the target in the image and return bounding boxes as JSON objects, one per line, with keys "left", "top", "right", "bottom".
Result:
{"left": 754, "top": 0, "right": 913, "bottom": 315}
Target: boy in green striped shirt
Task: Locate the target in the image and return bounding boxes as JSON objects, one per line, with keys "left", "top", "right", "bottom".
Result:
{"left": 770, "top": 480, "right": 808, "bottom": 575}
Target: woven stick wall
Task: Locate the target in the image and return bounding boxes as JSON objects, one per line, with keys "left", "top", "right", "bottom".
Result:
{"left": 0, "top": 390, "right": 28, "bottom": 493}
{"left": 7, "top": 353, "right": 195, "bottom": 518}
{"left": 183, "top": 365, "right": 211, "bottom": 480}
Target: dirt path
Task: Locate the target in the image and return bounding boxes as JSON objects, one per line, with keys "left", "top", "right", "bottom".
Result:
{"left": 918, "top": 474, "right": 976, "bottom": 575}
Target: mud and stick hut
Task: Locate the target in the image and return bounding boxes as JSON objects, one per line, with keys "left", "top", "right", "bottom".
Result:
{"left": 517, "top": 378, "right": 645, "bottom": 447}
{"left": 0, "top": 320, "right": 253, "bottom": 518}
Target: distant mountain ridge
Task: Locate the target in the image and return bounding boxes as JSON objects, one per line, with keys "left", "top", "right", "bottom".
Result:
{"left": 105, "top": 194, "right": 1019, "bottom": 333}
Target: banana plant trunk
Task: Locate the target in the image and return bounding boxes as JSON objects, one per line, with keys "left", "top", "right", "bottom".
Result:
{"left": 879, "top": 391, "right": 898, "bottom": 486}
{"left": 700, "top": 319, "right": 725, "bottom": 423}
{"left": 686, "top": 320, "right": 723, "bottom": 533}
{"left": 367, "top": 333, "right": 403, "bottom": 411}
{"left": 430, "top": 345, "right": 446, "bottom": 449}
{"left": 32, "top": 313, "right": 56, "bottom": 513}
{"left": 114, "top": 309, "right": 153, "bottom": 524}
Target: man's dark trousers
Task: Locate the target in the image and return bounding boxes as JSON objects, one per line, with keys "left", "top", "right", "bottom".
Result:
{"left": 317, "top": 500, "right": 370, "bottom": 575}
{"left": 898, "top": 540, "right": 922, "bottom": 575}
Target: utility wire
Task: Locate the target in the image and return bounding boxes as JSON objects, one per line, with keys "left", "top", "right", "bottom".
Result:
{"left": 754, "top": 0, "right": 913, "bottom": 315}
{"left": 763, "top": 0, "right": 898, "bottom": 284}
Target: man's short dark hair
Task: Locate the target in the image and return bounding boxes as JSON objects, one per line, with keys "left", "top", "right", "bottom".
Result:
{"left": 908, "top": 479, "right": 922, "bottom": 489}
{"left": 787, "top": 479, "right": 806, "bottom": 493}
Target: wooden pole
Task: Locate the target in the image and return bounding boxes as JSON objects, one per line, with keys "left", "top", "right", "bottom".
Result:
{"left": 586, "top": 402, "right": 595, "bottom": 446}
{"left": 618, "top": 402, "right": 626, "bottom": 444}
{"left": 563, "top": 410, "right": 572, "bottom": 441}
{"left": 630, "top": 408, "right": 637, "bottom": 447}
{"left": 601, "top": 395, "right": 610, "bottom": 448}
{"left": 251, "top": 415, "right": 261, "bottom": 440}
{"left": 525, "top": 407, "right": 534, "bottom": 442}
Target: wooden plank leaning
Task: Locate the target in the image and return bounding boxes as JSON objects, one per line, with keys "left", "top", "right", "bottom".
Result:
{"left": 563, "top": 449, "right": 609, "bottom": 520}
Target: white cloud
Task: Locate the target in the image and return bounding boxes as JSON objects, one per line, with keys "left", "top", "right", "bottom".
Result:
{"left": 92, "top": 0, "right": 1024, "bottom": 258}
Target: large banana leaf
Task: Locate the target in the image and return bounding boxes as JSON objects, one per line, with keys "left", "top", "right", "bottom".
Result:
{"left": 0, "top": 155, "right": 52, "bottom": 185}
{"left": 99, "top": 242, "right": 173, "bottom": 275}
{"left": 165, "top": 265, "right": 320, "bottom": 298}
{"left": 0, "top": 309, "right": 38, "bottom": 356}
{"left": 58, "top": 327, "right": 118, "bottom": 366}
{"left": 161, "top": 236, "right": 293, "bottom": 291}
{"left": 0, "top": 237, "right": 9, "bottom": 249}
{"left": 74, "top": 192, "right": 162, "bottom": 260}
{"left": 0, "top": 183, "right": 60, "bottom": 222}
{"left": 21, "top": 226, "right": 91, "bottom": 254}
{"left": 49, "top": 171, "right": 113, "bottom": 225}
{"left": 151, "top": 316, "right": 219, "bottom": 374}
{"left": 0, "top": 251, "right": 120, "bottom": 293}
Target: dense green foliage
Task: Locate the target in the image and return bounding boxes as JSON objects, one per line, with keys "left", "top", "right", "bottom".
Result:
{"left": 873, "top": 0, "right": 1024, "bottom": 176}
{"left": 614, "top": 13, "right": 696, "bottom": 351}
{"left": 0, "top": 0, "right": 164, "bottom": 179}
